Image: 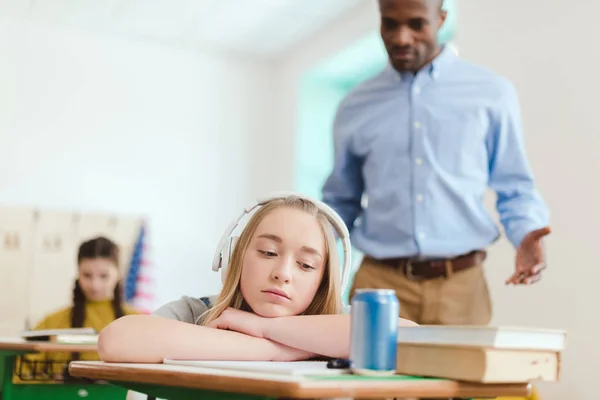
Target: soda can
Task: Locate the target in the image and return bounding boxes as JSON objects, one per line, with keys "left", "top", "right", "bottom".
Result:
{"left": 350, "top": 289, "right": 399, "bottom": 375}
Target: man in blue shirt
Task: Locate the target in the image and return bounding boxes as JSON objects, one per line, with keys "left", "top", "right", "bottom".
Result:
{"left": 322, "top": 0, "right": 551, "bottom": 325}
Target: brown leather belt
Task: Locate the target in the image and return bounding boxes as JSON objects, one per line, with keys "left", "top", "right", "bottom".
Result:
{"left": 369, "top": 250, "right": 486, "bottom": 280}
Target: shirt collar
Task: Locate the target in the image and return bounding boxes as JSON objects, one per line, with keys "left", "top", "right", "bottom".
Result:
{"left": 384, "top": 43, "right": 458, "bottom": 82}
{"left": 430, "top": 43, "right": 458, "bottom": 77}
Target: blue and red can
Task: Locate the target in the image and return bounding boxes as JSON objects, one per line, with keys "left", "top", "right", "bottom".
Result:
{"left": 350, "top": 289, "right": 399, "bottom": 375}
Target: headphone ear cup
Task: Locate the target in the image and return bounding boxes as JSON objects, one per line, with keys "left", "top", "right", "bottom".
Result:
{"left": 221, "top": 236, "right": 239, "bottom": 283}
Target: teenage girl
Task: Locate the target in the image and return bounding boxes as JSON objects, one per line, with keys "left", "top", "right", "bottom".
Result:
{"left": 19, "top": 237, "right": 140, "bottom": 380}
{"left": 98, "top": 195, "right": 417, "bottom": 363}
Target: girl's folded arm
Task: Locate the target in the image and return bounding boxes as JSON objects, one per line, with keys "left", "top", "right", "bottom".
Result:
{"left": 263, "top": 315, "right": 417, "bottom": 358}
{"left": 98, "top": 315, "right": 313, "bottom": 363}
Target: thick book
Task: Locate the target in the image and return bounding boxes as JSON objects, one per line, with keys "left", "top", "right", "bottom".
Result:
{"left": 20, "top": 328, "right": 98, "bottom": 344}
{"left": 396, "top": 343, "right": 561, "bottom": 383}
{"left": 397, "top": 325, "right": 566, "bottom": 352}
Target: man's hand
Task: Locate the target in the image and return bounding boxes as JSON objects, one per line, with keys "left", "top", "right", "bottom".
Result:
{"left": 206, "top": 307, "right": 268, "bottom": 338}
{"left": 506, "top": 226, "right": 551, "bottom": 285}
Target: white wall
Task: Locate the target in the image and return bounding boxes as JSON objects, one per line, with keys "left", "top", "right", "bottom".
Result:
{"left": 276, "top": 0, "right": 593, "bottom": 399}
{"left": 456, "top": 1, "right": 597, "bottom": 399}
{"left": 0, "top": 19, "right": 274, "bottom": 310}
{"left": 264, "top": 0, "right": 380, "bottom": 195}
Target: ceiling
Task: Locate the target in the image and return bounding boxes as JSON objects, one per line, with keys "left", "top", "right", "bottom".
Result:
{"left": 0, "top": 0, "right": 365, "bottom": 57}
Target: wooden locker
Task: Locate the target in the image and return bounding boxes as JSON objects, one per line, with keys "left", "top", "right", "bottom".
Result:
{"left": 0, "top": 206, "right": 36, "bottom": 335}
{"left": 28, "top": 210, "right": 79, "bottom": 328}
{"left": 75, "top": 213, "right": 116, "bottom": 242}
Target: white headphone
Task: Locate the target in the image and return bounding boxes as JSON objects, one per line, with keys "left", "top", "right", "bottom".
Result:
{"left": 211, "top": 192, "right": 353, "bottom": 294}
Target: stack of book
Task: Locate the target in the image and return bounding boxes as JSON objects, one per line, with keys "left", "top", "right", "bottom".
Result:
{"left": 396, "top": 325, "right": 566, "bottom": 383}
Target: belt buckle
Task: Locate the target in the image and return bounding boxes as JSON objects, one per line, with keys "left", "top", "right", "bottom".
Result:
{"left": 404, "top": 260, "right": 423, "bottom": 281}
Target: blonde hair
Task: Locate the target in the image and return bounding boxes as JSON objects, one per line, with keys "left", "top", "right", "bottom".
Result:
{"left": 202, "top": 195, "right": 342, "bottom": 325}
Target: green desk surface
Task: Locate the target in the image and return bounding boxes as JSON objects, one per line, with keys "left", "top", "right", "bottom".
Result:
{"left": 0, "top": 350, "right": 127, "bottom": 400}
{"left": 6, "top": 383, "right": 128, "bottom": 400}
{"left": 308, "top": 373, "right": 438, "bottom": 381}
{"left": 0, "top": 350, "right": 28, "bottom": 393}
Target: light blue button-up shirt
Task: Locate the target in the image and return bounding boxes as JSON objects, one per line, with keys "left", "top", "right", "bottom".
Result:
{"left": 321, "top": 46, "right": 549, "bottom": 259}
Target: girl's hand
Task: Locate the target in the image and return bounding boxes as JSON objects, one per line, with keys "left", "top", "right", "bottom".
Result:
{"left": 270, "top": 343, "right": 317, "bottom": 362}
{"left": 207, "top": 308, "right": 317, "bottom": 360}
{"left": 207, "top": 307, "right": 268, "bottom": 338}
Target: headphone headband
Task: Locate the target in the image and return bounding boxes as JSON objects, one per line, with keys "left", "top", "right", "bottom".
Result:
{"left": 211, "top": 192, "right": 352, "bottom": 295}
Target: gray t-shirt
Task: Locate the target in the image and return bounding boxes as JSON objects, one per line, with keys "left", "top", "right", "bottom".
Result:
{"left": 152, "top": 295, "right": 219, "bottom": 325}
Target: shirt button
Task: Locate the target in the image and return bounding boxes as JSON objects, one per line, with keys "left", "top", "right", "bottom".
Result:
{"left": 414, "top": 121, "right": 421, "bottom": 129}
{"left": 415, "top": 158, "right": 423, "bottom": 165}
{"left": 416, "top": 194, "right": 423, "bottom": 202}
{"left": 419, "top": 232, "right": 426, "bottom": 239}
{"left": 413, "top": 86, "right": 421, "bottom": 95}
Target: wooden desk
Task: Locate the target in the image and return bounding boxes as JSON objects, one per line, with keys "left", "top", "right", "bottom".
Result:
{"left": 0, "top": 339, "right": 127, "bottom": 400}
{"left": 69, "top": 361, "right": 532, "bottom": 400}
{"left": 0, "top": 338, "right": 98, "bottom": 353}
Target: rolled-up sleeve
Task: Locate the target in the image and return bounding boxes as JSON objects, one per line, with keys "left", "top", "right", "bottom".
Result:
{"left": 322, "top": 102, "right": 365, "bottom": 231}
{"left": 487, "top": 80, "right": 550, "bottom": 248}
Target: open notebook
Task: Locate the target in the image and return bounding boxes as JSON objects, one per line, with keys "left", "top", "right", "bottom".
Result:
{"left": 20, "top": 328, "right": 98, "bottom": 344}
{"left": 162, "top": 359, "right": 349, "bottom": 376}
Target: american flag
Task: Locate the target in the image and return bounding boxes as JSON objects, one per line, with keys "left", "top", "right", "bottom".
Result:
{"left": 125, "top": 222, "right": 155, "bottom": 314}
